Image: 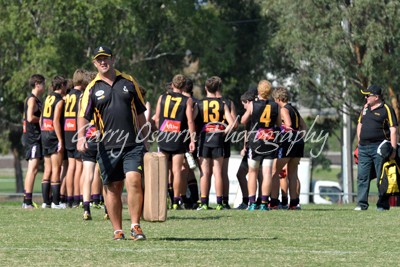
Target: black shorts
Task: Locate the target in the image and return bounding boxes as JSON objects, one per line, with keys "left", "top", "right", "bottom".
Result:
{"left": 43, "top": 145, "right": 58, "bottom": 156}
{"left": 82, "top": 142, "right": 98, "bottom": 163}
{"left": 278, "top": 141, "right": 304, "bottom": 158}
{"left": 67, "top": 149, "right": 82, "bottom": 159}
{"left": 223, "top": 141, "right": 231, "bottom": 158}
{"left": 198, "top": 145, "right": 224, "bottom": 159}
{"left": 24, "top": 142, "right": 43, "bottom": 161}
{"left": 42, "top": 136, "right": 59, "bottom": 156}
{"left": 247, "top": 147, "right": 277, "bottom": 161}
{"left": 97, "top": 144, "right": 144, "bottom": 185}
{"left": 159, "top": 147, "right": 186, "bottom": 155}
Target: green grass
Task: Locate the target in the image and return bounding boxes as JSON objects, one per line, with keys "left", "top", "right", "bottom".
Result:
{"left": 0, "top": 170, "right": 43, "bottom": 193}
{"left": 0, "top": 203, "right": 399, "bottom": 266}
{"left": 312, "top": 166, "right": 342, "bottom": 181}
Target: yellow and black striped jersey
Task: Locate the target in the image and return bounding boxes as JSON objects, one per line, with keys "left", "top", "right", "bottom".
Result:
{"left": 359, "top": 102, "right": 398, "bottom": 145}
{"left": 79, "top": 70, "right": 146, "bottom": 149}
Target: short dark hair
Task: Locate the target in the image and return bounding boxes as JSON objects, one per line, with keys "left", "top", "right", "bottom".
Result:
{"left": 183, "top": 78, "right": 193, "bottom": 95}
{"left": 51, "top": 75, "right": 67, "bottom": 91}
{"left": 29, "top": 74, "right": 45, "bottom": 89}
{"left": 240, "top": 90, "right": 256, "bottom": 102}
{"left": 205, "top": 76, "right": 222, "bottom": 93}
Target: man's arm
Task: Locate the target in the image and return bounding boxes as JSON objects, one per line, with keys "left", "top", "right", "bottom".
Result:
{"left": 240, "top": 102, "right": 252, "bottom": 125}
{"left": 137, "top": 113, "right": 149, "bottom": 151}
{"left": 77, "top": 87, "right": 92, "bottom": 152}
{"left": 53, "top": 101, "right": 64, "bottom": 152}
{"left": 390, "top": 126, "right": 397, "bottom": 159}
{"left": 186, "top": 97, "right": 196, "bottom": 152}
{"left": 154, "top": 95, "right": 162, "bottom": 129}
{"left": 27, "top": 97, "right": 40, "bottom": 123}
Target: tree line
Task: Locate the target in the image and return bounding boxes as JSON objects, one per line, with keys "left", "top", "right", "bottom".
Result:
{"left": 1, "top": 0, "right": 399, "bottom": 190}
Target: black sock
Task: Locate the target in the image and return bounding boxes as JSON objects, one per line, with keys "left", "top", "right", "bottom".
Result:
{"left": 173, "top": 197, "right": 181, "bottom": 205}
{"left": 42, "top": 181, "right": 51, "bottom": 205}
{"left": 83, "top": 201, "right": 91, "bottom": 213}
{"left": 92, "top": 194, "right": 100, "bottom": 205}
{"left": 51, "top": 183, "right": 61, "bottom": 205}
{"left": 168, "top": 183, "right": 174, "bottom": 203}
{"left": 290, "top": 198, "right": 300, "bottom": 207}
{"left": 25, "top": 192, "right": 33, "bottom": 205}
{"left": 242, "top": 197, "right": 249, "bottom": 205}
{"left": 60, "top": 194, "right": 66, "bottom": 204}
{"left": 281, "top": 196, "right": 288, "bottom": 206}
{"left": 270, "top": 198, "right": 280, "bottom": 207}
{"left": 222, "top": 196, "right": 229, "bottom": 205}
{"left": 188, "top": 183, "right": 199, "bottom": 203}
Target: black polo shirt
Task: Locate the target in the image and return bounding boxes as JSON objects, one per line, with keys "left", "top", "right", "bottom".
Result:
{"left": 80, "top": 70, "right": 146, "bottom": 149}
{"left": 358, "top": 102, "right": 398, "bottom": 145}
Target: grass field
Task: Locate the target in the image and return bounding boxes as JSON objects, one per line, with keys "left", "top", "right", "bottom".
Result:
{"left": 0, "top": 202, "right": 399, "bottom": 266}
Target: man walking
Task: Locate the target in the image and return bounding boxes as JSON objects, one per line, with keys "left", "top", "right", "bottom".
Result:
{"left": 78, "top": 46, "right": 148, "bottom": 240}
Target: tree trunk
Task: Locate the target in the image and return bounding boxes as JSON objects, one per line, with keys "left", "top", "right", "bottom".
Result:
{"left": 13, "top": 148, "right": 24, "bottom": 193}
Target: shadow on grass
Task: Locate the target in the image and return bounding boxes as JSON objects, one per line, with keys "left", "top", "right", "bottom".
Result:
{"left": 152, "top": 236, "right": 278, "bottom": 242}
{"left": 167, "top": 215, "right": 230, "bottom": 220}
{"left": 300, "top": 208, "right": 351, "bottom": 211}
{"left": 124, "top": 216, "right": 228, "bottom": 221}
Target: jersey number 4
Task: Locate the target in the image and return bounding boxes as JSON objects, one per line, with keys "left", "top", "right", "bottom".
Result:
{"left": 260, "top": 105, "right": 271, "bottom": 127}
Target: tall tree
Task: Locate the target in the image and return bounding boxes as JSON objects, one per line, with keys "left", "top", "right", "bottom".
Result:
{"left": 0, "top": 0, "right": 269, "bottom": 188}
{"left": 263, "top": 0, "right": 400, "bottom": 117}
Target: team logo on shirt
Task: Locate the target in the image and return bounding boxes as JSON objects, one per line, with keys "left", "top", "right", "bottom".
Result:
{"left": 123, "top": 86, "right": 128, "bottom": 93}
{"left": 41, "top": 119, "right": 54, "bottom": 131}
{"left": 95, "top": 90, "right": 104, "bottom": 96}
{"left": 160, "top": 119, "right": 181, "bottom": 132}
{"left": 64, "top": 118, "right": 77, "bottom": 131}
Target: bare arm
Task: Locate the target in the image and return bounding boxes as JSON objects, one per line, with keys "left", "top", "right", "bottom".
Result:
{"left": 145, "top": 102, "right": 151, "bottom": 122}
{"left": 154, "top": 95, "right": 162, "bottom": 129}
{"left": 280, "top": 107, "right": 291, "bottom": 129}
{"left": 186, "top": 98, "right": 196, "bottom": 152}
{"left": 137, "top": 112, "right": 149, "bottom": 151}
{"left": 27, "top": 97, "right": 40, "bottom": 123}
{"left": 275, "top": 106, "right": 282, "bottom": 128}
{"left": 356, "top": 122, "right": 362, "bottom": 144}
{"left": 223, "top": 104, "right": 235, "bottom": 134}
{"left": 390, "top": 126, "right": 398, "bottom": 159}
{"left": 53, "top": 100, "right": 64, "bottom": 152}
{"left": 240, "top": 102, "right": 252, "bottom": 125}
{"left": 230, "top": 101, "right": 238, "bottom": 129}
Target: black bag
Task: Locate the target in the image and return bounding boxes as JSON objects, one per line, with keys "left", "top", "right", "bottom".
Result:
{"left": 379, "top": 159, "right": 400, "bottom": 196}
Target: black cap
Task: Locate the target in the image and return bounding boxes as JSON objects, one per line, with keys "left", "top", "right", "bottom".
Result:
{"left": 92, "top": 46, "right": 112, "bottom": 59}
{"left": 361, "top": 85, "right": 382, "bottom": 96}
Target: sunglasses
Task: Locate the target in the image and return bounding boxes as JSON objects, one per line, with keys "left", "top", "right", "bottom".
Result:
{"left": 365, "top": 94, "right": 376, "bottom": 98}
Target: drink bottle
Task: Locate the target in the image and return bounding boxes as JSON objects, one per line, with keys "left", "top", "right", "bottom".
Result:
{"left": 185, "top": 152, "right": 197, "bottom": 170}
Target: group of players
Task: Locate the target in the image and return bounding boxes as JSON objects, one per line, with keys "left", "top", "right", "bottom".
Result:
{"left": 21, "top": 70, "right": 306, "bottom": 219}
{"left": 154, "top": 74, "right": 306, "bottom": 211}
{"left": 22, "top": 71, "right": 107, "bottom": 220}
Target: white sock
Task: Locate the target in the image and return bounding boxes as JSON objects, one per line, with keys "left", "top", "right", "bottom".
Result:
{"left": 131, "top": 224, "right": 139, "bottom": 229}
{"left": 114, "top": 230, "right": 123, "bottom": 234}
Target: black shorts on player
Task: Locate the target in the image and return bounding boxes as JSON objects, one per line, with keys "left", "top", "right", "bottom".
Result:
{"left": 97, "top": 144, "right": 144, "bottom": 186}
{"left": 24, "top": 142, "right": 43, "bottom": 161}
